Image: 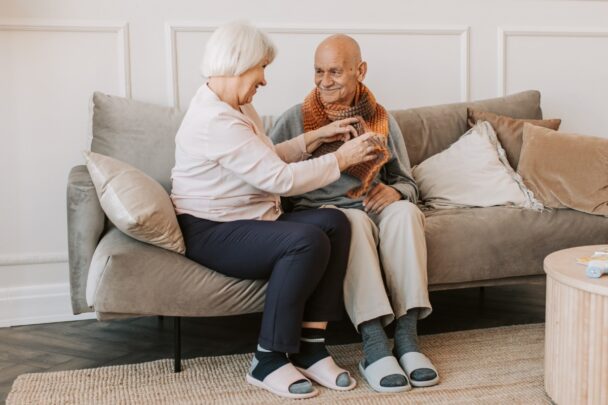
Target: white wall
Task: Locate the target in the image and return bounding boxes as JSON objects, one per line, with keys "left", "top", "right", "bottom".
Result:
{"left": 1, "top": 0, "right": 607, "bottom": 326}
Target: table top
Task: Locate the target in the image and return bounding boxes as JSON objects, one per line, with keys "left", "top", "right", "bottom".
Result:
{"left": 544, "top": 245, "right": 608, "bottom": 296}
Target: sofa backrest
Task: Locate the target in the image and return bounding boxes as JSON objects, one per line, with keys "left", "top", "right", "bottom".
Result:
{"left": 91, "top": 92, "right": 185, "bottom": 192}
{"left": 390, "top": 90, "right": 542, "bottom": 166}
{"left": 90, "top": 90, "right": 542, "bottom": 189}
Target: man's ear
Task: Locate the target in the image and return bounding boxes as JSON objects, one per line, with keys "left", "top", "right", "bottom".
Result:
{"left": 357, "top": 61, "right": 368, "bottom": 82}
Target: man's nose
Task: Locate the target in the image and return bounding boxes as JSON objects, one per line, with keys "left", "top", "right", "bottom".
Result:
{"left": 321, "top": 72, "right": 333, "bottom": 88}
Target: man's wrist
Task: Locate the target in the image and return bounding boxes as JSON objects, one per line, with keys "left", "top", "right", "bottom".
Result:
{"left": 388, "top": 184, "right": 407, "bottom": 200}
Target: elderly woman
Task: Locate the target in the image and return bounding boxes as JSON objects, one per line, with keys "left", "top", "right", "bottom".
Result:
{"left": 170, "top": 22, "right": 380, "bottom": 399}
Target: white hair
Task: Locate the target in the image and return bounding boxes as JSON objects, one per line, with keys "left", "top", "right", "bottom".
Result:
{"left": 201, "top": 21, "right": 276, "bottom": 78}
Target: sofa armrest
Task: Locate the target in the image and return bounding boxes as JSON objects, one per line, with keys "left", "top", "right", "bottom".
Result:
{"left": 67, "top": 165, "right": 106, "bottom": 314}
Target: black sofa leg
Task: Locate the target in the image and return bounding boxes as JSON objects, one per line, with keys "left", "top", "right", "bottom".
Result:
{"left": 174, "top": 317, "right": 182, "bottom": 373}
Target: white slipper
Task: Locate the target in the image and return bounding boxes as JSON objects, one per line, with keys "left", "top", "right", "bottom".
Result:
{"left": 397, "top": 352, "right": 439, "bottom": 387}
{"left": 246, "top": 363, "right": 319, "bottom": 399}
{"left": 296, "top": 356, "right": 357, "bottom": 391}
{"left": 358, "top": 356, "right": 411, "bottom": 393}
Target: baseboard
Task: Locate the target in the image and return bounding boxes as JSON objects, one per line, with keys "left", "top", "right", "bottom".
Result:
{"left": 0, "top": 283, "right": 96, "bottom": 327}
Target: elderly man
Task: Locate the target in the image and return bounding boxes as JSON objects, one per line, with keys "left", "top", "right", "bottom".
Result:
{"left": 270, "top": 34, "right": 438, "bottom": 392}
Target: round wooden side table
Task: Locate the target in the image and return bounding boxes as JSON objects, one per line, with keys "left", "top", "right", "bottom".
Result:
{"left": 544, "top": 245, "right": 608, "bottom": 405}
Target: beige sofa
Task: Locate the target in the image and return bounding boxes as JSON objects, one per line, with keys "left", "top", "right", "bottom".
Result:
{"left": 67, "top": 89, "right": 608, "bottom": 370}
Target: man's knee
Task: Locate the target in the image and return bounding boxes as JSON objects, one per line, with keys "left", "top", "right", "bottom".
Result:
{"left": 382, "top": 200, "right": 424, "bottom": 225}
{"left": 341, "top": 208, "right": 376, "bottom": 233}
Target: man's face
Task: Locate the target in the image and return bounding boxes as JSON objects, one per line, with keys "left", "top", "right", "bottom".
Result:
{"left": 314, "top": 46, "right": 363, "bottom": 106}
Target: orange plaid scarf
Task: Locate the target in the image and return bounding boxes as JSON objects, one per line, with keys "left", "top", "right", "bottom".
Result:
{"left": 302, "top": 83, "right": 390, "bottom": 198}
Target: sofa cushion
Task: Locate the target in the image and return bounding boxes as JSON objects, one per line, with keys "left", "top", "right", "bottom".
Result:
{"left": 89, "top": 228, "right": 267, "bottom": 316}
{"left": 391, "top": 90, "right": 543, "bottom": 166}
{"left": 424, "top": 206, "right": 608, "bottom": 286}
{"left": 518, "top": 124, "right": 608, "bottom": 216}
{"left": 91, "top": 92, "right": 185, "bottom": 192}
{"left": 413, "top": 122, "right": 540, "bottom": 209}
{"left": 84, "top": 151, "right": 186, "bottom": 255}
{"left": 467, "top": 108, "right": 561, "bottom": 169}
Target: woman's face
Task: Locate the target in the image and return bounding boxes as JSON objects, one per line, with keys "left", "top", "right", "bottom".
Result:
{"left": 236, "top": 61, "right": 268, "bottom": 105}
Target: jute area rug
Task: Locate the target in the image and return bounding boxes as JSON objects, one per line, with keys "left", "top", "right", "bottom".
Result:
{"left": 8, "top": 323, "right": 550, "bottom": 404}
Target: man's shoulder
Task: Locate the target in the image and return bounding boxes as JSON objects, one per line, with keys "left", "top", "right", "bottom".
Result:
{"left": 276, "top": 103, "right": 303, "bottom": 123}
{"left": 270, "top": 103, "right": 304, "bottom": 140}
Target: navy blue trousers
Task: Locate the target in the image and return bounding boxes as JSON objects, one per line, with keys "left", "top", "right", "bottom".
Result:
{"left": 177, "top": 208, "right": 351, "bottom": 353}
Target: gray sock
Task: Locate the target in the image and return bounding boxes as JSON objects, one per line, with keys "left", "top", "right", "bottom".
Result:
{"left": 360, "top": 318, "right": 407, "bottom": 388}
{"left": 394, "top": 309, "right": 420, "bottom": 357}
{"left": 394, "top": 309, "right": 436, "bottom": 382}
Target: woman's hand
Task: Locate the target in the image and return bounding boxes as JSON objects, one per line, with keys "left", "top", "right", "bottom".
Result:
{"left": 333, "top": 133, "right": 383, "bottom": 171}
{"left": 304, "top": 117, "right": 360, "bottom": 153}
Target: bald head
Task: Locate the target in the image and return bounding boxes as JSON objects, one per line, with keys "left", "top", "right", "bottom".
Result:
{"left": 315, "top": 34, "right": 362, "bottom": 66}
{"left": 314, "top": 34, "right": 367, "bottom": 106}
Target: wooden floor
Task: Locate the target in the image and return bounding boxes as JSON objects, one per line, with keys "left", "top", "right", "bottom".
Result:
{"left": 0, "top": 283, "right": 546, "bottom": 402}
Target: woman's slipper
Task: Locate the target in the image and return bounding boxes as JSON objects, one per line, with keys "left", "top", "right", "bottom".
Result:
{"left": 296, "top": 356, "right": 357, "bottom": 391}
{"left": 246, "top": 362, "right": 319, "bottom": 399}
{"left": 358, "top": 356, "right": 411, "bottom": 393}
{"left": 397, "top": 352, "right": 439, "bottom": 387}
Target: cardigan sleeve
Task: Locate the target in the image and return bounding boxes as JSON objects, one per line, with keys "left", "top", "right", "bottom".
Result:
{"left": 274, "top": 134, "right": 311, "bottom": 163}
{"left": 380, "top": 115, "right": 419, "bottom": 203}
{"left": 201, "top": 113, "right": 340, "bottom": 196}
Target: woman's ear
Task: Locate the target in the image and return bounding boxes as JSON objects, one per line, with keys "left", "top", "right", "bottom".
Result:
{"left": 357, "top": 61, "right": 368, "bottom": 82}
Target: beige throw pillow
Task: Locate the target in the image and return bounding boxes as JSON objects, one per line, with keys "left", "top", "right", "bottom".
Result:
{"left": 518, "top": 124, "right": 608, "bottom": 216}
{"left": 467, "top": 108, "right": 561, "bottom": 169}
{"left": 412, "top": 121, "right": 542, "bottom": 210}
{"left": 84, "top": 151, "right": 186, "bottom": 254}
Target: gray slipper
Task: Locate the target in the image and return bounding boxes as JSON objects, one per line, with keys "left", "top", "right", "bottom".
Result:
{"left": 358, "top": 356, "right": 411, "bottom": 393}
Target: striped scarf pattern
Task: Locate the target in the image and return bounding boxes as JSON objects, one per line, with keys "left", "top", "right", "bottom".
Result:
{"left": 302, "top": 83, "right": 390, "bottom": 198}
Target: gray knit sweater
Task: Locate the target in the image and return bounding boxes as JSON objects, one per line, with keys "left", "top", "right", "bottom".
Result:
{"left": 269, "top": 104, "right": 419, "bottom": 211}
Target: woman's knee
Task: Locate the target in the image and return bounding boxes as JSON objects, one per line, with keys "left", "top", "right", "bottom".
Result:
{"left": 318, "top": 208, "right": 351, "bottom": 239}
{"left": 287, "top": 224, "right": 331, "bottom": 259}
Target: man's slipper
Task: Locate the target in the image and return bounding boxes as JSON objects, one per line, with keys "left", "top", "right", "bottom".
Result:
{"left": 246, "top": 363, "right": 319, "bottom": 399}
{"left": 296, "top": 356, "right": 357, "bottom": 391}
{"left": 358, "top": 356, "right": 411, "bottom": 393}
{"left": 397, "top": 352, "right": 439, "bottom": 387}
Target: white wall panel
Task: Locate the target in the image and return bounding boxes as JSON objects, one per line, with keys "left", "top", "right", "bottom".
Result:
{"left": 0, "top": 23, "right": 129, "bottom": 256}
{"left": 169, "top": 25, "right": 469, "bottom": 113}
{"left": 499, "top": 27, "right": 608, "bottom": 136}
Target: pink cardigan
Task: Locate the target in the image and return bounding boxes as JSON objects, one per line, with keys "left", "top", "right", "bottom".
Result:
{"left": 170, "top": 84, "right": 340, "bottom": 222}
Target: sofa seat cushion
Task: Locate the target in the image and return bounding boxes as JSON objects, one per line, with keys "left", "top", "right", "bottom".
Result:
{"left": 90, "top": 228, "right": 267, "bottom": 317}
{"left": 424, "top": 206, "right": 608, "bottom": 285}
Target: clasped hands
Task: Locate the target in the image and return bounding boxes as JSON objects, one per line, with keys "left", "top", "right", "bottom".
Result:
{"left": 305, "top": 117, "right": 401, "bottom": 214}
{"left": 306, "top": 117, "right": 383, "bottom": 152}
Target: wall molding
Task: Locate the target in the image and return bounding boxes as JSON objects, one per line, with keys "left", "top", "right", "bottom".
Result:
{"left": 0, "top": 252, "right": 68, "bottom": 266}
{"left": 0, "top": 283, "right": 95, "bottom": 328}
{"left": 165, "top": 23, "right": 470, "bottom": 109}
{"left": 497, "top": 26, "right": 608, "bottom": 96}
{"left": 0, "top": 20, "right": 132, "bottom": 98}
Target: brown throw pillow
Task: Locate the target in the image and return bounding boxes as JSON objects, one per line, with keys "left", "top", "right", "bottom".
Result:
{"left": 517, "top": 123, "right": 608, "bottom": 216}
{"left": 467, "top": 109, "right": 561, "bottom": 169}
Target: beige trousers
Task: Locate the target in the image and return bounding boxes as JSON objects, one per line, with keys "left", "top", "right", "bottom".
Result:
{"left": 326, "top": 201, "right": 431, "bottom": 330}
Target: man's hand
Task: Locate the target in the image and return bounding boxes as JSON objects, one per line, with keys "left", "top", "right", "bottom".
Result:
{"left": 363, "top": 182, "right": 401, "bottom": 214}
